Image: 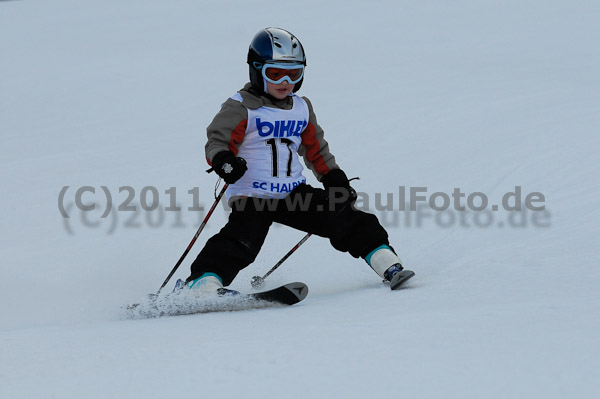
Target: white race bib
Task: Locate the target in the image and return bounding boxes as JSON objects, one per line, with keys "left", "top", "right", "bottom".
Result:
{"left": 226, "top": 94, "right": 309, "bottom": 201}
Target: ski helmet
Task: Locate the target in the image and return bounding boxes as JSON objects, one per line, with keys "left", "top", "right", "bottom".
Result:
{"left": 247, "top": 28, "right": 307, "bottom": 93}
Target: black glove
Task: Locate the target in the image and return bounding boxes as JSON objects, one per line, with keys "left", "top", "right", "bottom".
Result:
{"left": 321, "top": 169, "right": 357, "bottom": 211}
{"left": 212, "top": 151, "right": 248, "bottom": 184}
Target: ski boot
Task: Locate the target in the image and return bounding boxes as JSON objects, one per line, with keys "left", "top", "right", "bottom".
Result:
{"left": 183, "top": 273, "right": 240, "bottom": 296}
{"left": 366, "top": 245, "right": 415, "bottom": 290}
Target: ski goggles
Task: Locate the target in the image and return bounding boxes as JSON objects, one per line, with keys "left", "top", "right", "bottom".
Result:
{"left": 256, "top": 62, "right": 305, "bottom": 84}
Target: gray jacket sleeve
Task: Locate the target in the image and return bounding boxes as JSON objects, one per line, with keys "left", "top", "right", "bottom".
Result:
{"left": 204, "top": 98, "right": 248, "bottom": 165}
{"left": 298, "top": 96, "right": 339, "bottom": 181}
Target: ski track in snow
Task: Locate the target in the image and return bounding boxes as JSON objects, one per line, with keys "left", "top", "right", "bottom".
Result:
{"left": 1, "top": 0, "right": 599, "bottom": 398}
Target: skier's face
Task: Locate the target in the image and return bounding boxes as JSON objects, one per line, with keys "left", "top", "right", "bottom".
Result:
{"left": 266, "top": 80, "right": 295, "bottom": 100}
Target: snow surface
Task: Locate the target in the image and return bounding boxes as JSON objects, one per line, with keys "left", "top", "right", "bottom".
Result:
{"left": 1, "top": 0, "right": 599, "bottom": 398}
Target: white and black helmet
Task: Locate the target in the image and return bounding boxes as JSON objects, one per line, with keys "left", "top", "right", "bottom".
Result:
{"left": 247, "top": 28, "right": 307, "bottom": 93}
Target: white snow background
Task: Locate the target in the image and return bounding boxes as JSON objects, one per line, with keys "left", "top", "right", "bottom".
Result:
{"left": 1, "top": 0, "right": 599, "bottom": 398}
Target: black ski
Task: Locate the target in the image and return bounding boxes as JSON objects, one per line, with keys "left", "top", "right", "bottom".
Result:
{"left": 123, "top": 282, "right": 308, "bottom": 319}
{"left": 246, "top": 281, "right": 308, "bottom": 305}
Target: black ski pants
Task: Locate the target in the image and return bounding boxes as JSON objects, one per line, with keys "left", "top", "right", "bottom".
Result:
{"left": 187, "top": 183, "right": 389, "bottom": 286}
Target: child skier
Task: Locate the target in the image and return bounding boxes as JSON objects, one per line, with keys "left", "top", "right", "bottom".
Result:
{"left": 185, "top": 27, "right": 414, "bottom": 293}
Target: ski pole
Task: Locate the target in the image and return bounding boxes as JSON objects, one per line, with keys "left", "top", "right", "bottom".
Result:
{"left": 156, "top": 182, "right": 228, "bottom": 294}
{"left": 251, "top": 232, "right": 312, "bottom": 288}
